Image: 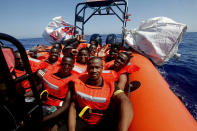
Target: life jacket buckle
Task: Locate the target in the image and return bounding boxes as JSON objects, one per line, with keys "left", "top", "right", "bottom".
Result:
{"left": 79, "top": 106, "right": 91, "bottom": 118}
{"left": 88, "top": 108, "right": 92, "bottom": 113}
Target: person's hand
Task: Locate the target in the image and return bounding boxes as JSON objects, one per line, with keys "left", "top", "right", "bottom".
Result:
{"left": 76, "top": 34, "right": 86, "bottom": 43}
{"left": 97, "top": 44, "right": 110, "bottom": 58}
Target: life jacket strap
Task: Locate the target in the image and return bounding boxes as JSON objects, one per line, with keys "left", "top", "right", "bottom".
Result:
{"left": 79, "top": 106, "right": 90, "bottom": 118}
{"left": 114, "top": 89, "right": 124, "bottom": 96}
{"left": 48, "top": 94, "right": 65, "bottom": 101}
{"left": 40, "top": 90, "right": 49, "bottom": 99}
{"left": 78, "top": 106, "right": 105, "bottom": 118}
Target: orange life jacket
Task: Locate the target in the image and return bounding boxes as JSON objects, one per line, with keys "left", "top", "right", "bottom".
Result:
{"left": 77, "top": 43, "right": 90, "bottom": 50}
{"left": 104, "top": 60, "right": 140, "bottom": 78}
{"left": 28, "top": 57, "right": 49, "bottom": 73}
{"left": 15, "top": 69, "right": 31, "bottom": 93}
{"left": 74, "top": 70, "right": 117, "bottom": 125}
{"left": 42, "top": 69, "right": 77, "bottom": 107}
{"left": 117, "top": 63, "right": 140, "bottom": 78}
{"left": 104, "top": 60, "right": 114, "bottom": 69}
{"left": 77, "top": 43, "right": 101, "bottom": 52}
{"left": 72, "top": 61, "right": 87, "bottom": 74}
{"left": 38, "top": 52, "right": 49, "bottom": 61}
{"left": 43, "top": 57, "right": 62, "bottom": 73}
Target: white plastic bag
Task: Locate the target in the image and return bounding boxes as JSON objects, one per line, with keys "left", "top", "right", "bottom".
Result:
{"left": 42, "top": 16, "right": 74, "bottom": 44}
{"left": 124, "top": 17, "right": 187, "bottom": 66}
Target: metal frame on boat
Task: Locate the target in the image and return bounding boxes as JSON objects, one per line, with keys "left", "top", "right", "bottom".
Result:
{"left": 74, "top": 0, "right": 129, "bottom": 44}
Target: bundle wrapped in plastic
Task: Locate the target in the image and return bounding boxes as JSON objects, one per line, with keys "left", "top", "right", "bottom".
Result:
{"left": 124, "top": 17, "right": 187, "bottom": 66}
{"left": 42, "top": 16, "right": 74, "bottom": 44}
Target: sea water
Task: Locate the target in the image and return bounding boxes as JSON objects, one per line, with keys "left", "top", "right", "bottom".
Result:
{"left": 1, "top": 32, "right": 197, "bottom": 121}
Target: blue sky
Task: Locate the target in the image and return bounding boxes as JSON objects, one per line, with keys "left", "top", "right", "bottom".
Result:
{"left": 0, "top": 0, "right": 197, "bottom": 38}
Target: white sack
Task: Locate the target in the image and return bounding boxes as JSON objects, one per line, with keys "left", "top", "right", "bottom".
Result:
{"left": 42, "top": 16, "right": 74, "bottom": 44}
{"left": 124, "top": 17, "right": 187, "bottom": 66}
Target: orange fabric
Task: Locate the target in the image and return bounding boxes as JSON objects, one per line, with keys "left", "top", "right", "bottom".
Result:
{"left": 2, "top": 48, "right": 15, "bottom": 72}
{"left": 117, "top": 63, "right": 140, "bottom": 78}
{"left": 128, "top": 52, "right": 197, "bottom": 131}
{"left": 38, "top": 52, "right": 49, "bottom": 61}
{"left": 72, "top": 61, "right": 87, "bottom": 74}
{"left": 42, "top": 57, "right": 62, "bottom": 73}
{"left": 74, "top": 71, "right": 116, "bottom": 125}
{"left": 15, "top": 69, "right": 31, "bottom": 93}
{"left": 104, "top": 60, "right": 140, "bottom": 78}
{"left": 28, "top": 57, "right": 49, "bottom": 73}
{"left": 77, "top": 43, "right": 101, "bottom": 52}
{"left": 104, "top": 60, "right": 114, "bottom": 69}
{"left": 43, "top": 68, "right": 77, "bottom": 107}
{"left": 77, "top": 43, "right": 89, "bottom": 50}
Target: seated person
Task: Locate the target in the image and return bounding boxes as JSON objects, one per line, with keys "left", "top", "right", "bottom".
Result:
{"left": 89, "top": 33, "right": 102, "bottom": 48}
{"left": 105, "top": 52, "right": 139, "bottom": 90}
{"left": 29, "top": 45, "right": 51, "bottom": 61}
{"left": 68, "top": 57, "right": 133, "bottom": 131}
{"left": 14, "top": 51, "right": 44, "bottom": 96}
{"left": 52, "top": 43, "right": 63, "bottom": 53}
{"left": 62, "top": 44, "right": 78, "bottom": 58}
{"left": 73, "top": 48, "right": 89, "bottom": 74}
{"left": 52, "top": 43, "right": 64, "bottom": 58}
{"left": 62, "top": 45, "right": 74, "bottom": 58}
{"left": 88, "top": 44, "right": 97, "bottom": 57}
{"left": 37, "top": 56, "right": 77, "bottom": 130}
{"left": 105, "top": 33, "right": 117, "bottom": 47}
{"left": 105, "top": 43, "right": 121, "bottom": 62}
{"left": 44, "top": 47, "right": 61, "bottom": 72}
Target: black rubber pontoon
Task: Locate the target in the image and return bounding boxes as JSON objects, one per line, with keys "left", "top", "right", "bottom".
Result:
{"left": 0, "top": 33, "right": 43, "bottom": 131}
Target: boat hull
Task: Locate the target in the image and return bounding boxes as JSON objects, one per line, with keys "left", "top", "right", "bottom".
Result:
{"left": 129, "top": 52, "right": 197, "bottom": 131}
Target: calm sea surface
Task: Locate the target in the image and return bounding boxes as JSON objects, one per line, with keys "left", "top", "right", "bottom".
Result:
{"left": 1, "top": 32, "right": 197, "bottom": 121}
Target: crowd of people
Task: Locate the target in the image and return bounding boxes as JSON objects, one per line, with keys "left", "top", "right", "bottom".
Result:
{"left": 13, "top": 33, "right": 140, "bottom": 131}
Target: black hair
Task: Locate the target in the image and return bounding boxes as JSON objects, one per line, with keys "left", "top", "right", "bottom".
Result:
{"left": 78, "top": 48, "right": 89, "bottom": 55}
{"left": 53, "top": 43, "right": 62, "bottom": 50}
{"left": 89, "top": 34, "right": 102, "bottom": 47}
{"left": 87, "top": 57, "right": 103, "bottom": 66}
{"left": 106, "top": 34, "right": 117, "bottom": 45}
{"left": 62, "top": 45, "right": 74, "bottom": 57}
{"left": 62, "top": 55, "right": 75, "bottom": 64}
{"left": 120, "top": 51, "right": 132, "bottom": 64}
{"left": 63, "top": 38, "right": 80, "bottom": 49}
{"left": 89, "top": 44, "right": 97, "bottom": 50}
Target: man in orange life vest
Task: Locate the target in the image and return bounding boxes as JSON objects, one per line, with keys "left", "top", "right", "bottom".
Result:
{"left": 38, "top": 56, "right": 77, "bottom": 130}
{"left": 105, "top": 52, "right": 139, "bottom": 91}
{"left": 72, "top": 48, "right": 89, "bottom": 74}
{"left": 68, "top": 57, "right": 133, "bottom": 131}
{"left": 14, "top": 51, "right": 36, "bottom": 95}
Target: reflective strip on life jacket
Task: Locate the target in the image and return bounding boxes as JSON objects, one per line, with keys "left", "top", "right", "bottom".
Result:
{"left": 77, "top": 91, "right": 106, "bottom": 103}
{"left": 43, "top": 77, "right": 59, "bottom": 91}
{"left": 73, "top": 65, "right": 86, "bottom": 74}
{"left": 102, "top": 70, "right": 110, "bottom": 73}
{"left": 38, "top": 69, "right": 45, "bottom": 77}
{"left": 28, "top": 57, "right": 41, "bottom": 63}
{"left": 74, "top": 72, "right": 116, "bottom": 125}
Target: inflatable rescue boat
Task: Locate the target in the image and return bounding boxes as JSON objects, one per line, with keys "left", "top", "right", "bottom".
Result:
{"left": 129, "top": 52, "right": 197, "bottom": 131}
{"left": 0, "top": 0, "right": 197, "bottom": 131}
{"left": 73, "top": 1, "right": 197, "bottom": 130}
